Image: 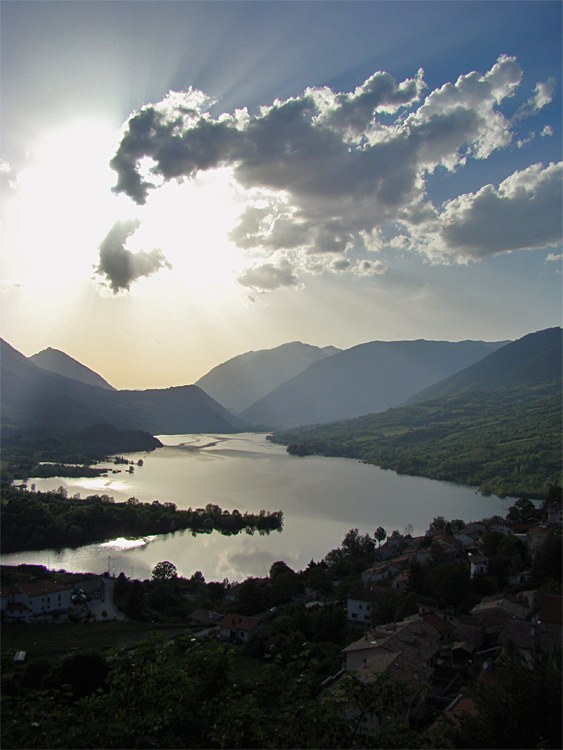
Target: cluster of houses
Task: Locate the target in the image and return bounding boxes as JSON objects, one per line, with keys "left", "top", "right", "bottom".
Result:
{"left": 3, "top": 502, "right": 560, "bottom": 736}
{"left": 196, "top": 505, "right": 562, "bottom": 734}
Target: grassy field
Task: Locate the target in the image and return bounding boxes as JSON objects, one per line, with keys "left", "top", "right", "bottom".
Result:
{"left": 1, "top": 620, "right": 190, "bottom": 663}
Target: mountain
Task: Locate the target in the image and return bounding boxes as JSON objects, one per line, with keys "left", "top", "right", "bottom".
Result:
{"left": 195, "top": 341, "right": 341, "bottom": 413}
{"left": 271, "top": 327, "right": 562, "bottom": 499}
{"left": 240, "top": 339, "right": 509, "bottom": 429}
{"left": 29, "top": 347, "right": 116, "bottom": 390}
{"left": 1, "top": 339, "right": 247, "bottom": 439}
{"left": 405, "top": 327, "right": 562, "bottom": 404}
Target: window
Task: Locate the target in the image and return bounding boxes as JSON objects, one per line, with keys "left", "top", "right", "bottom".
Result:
{"left": 352, "top": 613, "right": 357, "bottom": 619}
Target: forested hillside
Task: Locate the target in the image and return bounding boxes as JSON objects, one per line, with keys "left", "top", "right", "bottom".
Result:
{"left": 272, "top": 328, "right": 562, "bottom": 498}
{"left": 272, "top": 384, "right": 561, "bottom": 498}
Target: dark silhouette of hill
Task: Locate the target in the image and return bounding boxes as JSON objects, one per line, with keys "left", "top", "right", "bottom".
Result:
{"left": 272, "top": 328, "right": 562, "bottom": 499}
{"left": 405, "top": 327, "right": 562, "bottom": 404}
{"left": 75, "top": 423, "right": 163, "bottom": 453}
{"left": 195, "top": 341, "right": 341, "bottom": 413}
{"left": 1, "top": 339, "right": 246, "bottom": 437}
{"left": 241, "top": 339, "right": 508, "bottom": 429}
{"left": 30, "top": 347, "right": 116, "bottom": 390}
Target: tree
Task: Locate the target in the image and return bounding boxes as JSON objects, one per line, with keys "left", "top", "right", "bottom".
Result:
{"left": 481, "top": 531, "right": 505, "bottom": 558}
{"left": 375, "top": 526, "right": 387, "bottom": 546}
{"left": 426, "top": 563, "right": 470, "bottom": 609}
{"left": 436, "top": 641, "right": 562, "bottom": 749}
{"left": 507, "top": 497, "right": 536, "bottom": 523}
{"left": 429, "top": 515, "right": 447, "bottom": 532}
{"left": 342, "top": 528, "right": 375, "bottom": 557}
{"left": 151, "top": 560, "right": 178, "bottom": 581}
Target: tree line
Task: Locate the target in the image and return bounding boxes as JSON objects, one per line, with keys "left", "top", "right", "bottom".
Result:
{"left": 0, "top": 486, "right": 283, "bottom": 553}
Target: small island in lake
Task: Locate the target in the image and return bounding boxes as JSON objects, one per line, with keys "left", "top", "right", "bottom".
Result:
{"left": 1, "top": 486, "right": 283, "bottom": 553}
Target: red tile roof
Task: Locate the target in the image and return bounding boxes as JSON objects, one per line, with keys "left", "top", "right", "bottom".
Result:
{"left": 218, "top": 613, "right": 261, "bottom": 632}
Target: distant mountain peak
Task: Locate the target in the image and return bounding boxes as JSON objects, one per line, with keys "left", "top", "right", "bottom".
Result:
{"left": 29, "top": 347, "right": 116, "bottom": 391}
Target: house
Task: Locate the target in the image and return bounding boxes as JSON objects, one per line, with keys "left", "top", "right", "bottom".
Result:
{"left": 189, "top": 609, "right": 222, "bottom": 627}
{"left": 508, "top": 570, "right": 533, "bottom": 588}
{"left": 361, "top": 562, "right": 400, "bottom": 584}
{"left": 499, "top": 618, "right": 562, "bottom": 662}
{"left": 548, "top": 503, "right": 562, "bottom": 526}
{"left": 491, "top": 523, "right": 515, "bottom": 536}
{"left": 453, "top": 533, "right": 476, "bottom": 548}
{"left": 340, "top": 619, "right": 442, "bottom": 725}
{"left": 526, "top": 527, "right": 551, "bottom": 553}
{"left": 472, "top": 596, "right": 530, "bottom": 622}
{"left": 434, "top": 534, "right": 463, "bottom": 558}
{"left": 2, "top": 580, "right": 73, "bottom": 621}
{"left": 420, "top": 611, "right": 457, "bottom": 643}
{"left": 347, "top": 587, "right": 405, "bottom": 624}
{"left": 469, "top": 554, "right": 489, "bottom": 577}
{"left": 347, "top": 588, "right": 379, "bottom": 624}
{"left": 391, "top": 550, "right": 432, "bottom": 570}
{"left": 217, "top": 613, "right": 261, "bottom": 643}
{"left": 415, "top": 603, "right": 484, "bottom": 648}
{"left": 462, "top": 522, "right": 486, "bottom": 538}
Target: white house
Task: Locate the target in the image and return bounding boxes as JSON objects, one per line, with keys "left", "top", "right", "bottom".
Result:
{"left": 217, "top": 613, "right": 261, "bottom": 643}
{"left": 469, "top": 555, "right": 489, "bottom": 578}
{"left": 2, "top": 580, "right": 73, "bottom": 621}
{"left": 347, "top": 589, "right": 379, "bottom": 624}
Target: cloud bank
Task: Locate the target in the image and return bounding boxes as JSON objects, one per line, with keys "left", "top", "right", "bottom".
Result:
{"left": 109, "top": 57, "right": 561, "bottom": 292}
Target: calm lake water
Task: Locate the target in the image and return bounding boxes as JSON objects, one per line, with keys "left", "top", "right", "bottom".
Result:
{"left": 3, "top": 433, "right": 513, "bottom": 582}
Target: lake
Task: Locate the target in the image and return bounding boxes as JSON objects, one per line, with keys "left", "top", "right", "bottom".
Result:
{"left": 2, "top": 433, "right": 513, "bottom": 582}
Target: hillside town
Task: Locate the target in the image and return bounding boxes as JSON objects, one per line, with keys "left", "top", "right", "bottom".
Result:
{"left": 2, "top": 491, "right": 561, "bottom": 747}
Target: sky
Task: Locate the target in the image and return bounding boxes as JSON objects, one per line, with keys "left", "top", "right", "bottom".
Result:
{"left": 1, "top": 1, "right": 561, "bottom": 390}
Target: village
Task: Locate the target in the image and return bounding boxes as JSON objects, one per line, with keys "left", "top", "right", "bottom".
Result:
{"left": 2, "top": 491, "right": 561, "bottom": 746}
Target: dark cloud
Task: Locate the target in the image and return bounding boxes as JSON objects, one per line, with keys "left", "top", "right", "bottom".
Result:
{"left": 237, "top": 260, "right": 300, "bottom": 292}
{"left": 96, "top": 220, "right": 172, "bottom": 293}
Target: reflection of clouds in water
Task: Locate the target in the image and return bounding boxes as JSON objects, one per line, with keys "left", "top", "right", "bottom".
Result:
{"left": 219, "top": 547, "right": 277, "bottom": 581}
{"left": 99, "top": 536, "right": 157, "bottom": 550}
{"left": 219, "top": 543, "right": 303, "bottom": 581}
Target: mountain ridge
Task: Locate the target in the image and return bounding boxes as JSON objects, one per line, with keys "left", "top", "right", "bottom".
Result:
{"left": 195, "top": 341, "right": 341, "bottom": 413}
{"left": 30, "top": 347, "right": 116, "bottom": 390}
{"left": 271, "top": 327, "right": 562, "bottom": 499}
{"left": 1, "top": 338, "right": 246, "bottom": 437}
{"left": 241, "top": 338, "right": 510, "bottom": 429}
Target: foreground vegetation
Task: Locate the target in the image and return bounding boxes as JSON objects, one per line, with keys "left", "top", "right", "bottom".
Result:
{"left": 1, "top": 486, "right": 283, "bottom": 553}
{"left": 273, "top": 384, "right": 562, "bottom": 498}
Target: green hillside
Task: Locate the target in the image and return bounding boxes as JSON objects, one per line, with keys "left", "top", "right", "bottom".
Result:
{"left": 271, "top": 383, "right": 562, "bottom": 499}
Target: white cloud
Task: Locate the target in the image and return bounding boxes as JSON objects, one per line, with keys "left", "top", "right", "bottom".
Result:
{"left": 513, "top": 77, "right": 556, "bottom": 122}
{"left": 541, "top": 125, "right": 553, "bottom": 137}
{"left": 109, "top": 56, "right": 558, "bottom": 292}
{"left": 401, "top": 162, "right": 563, "bottom": 261}
{"left": 353, "top": 259, "right": 387, "bottom": 277}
